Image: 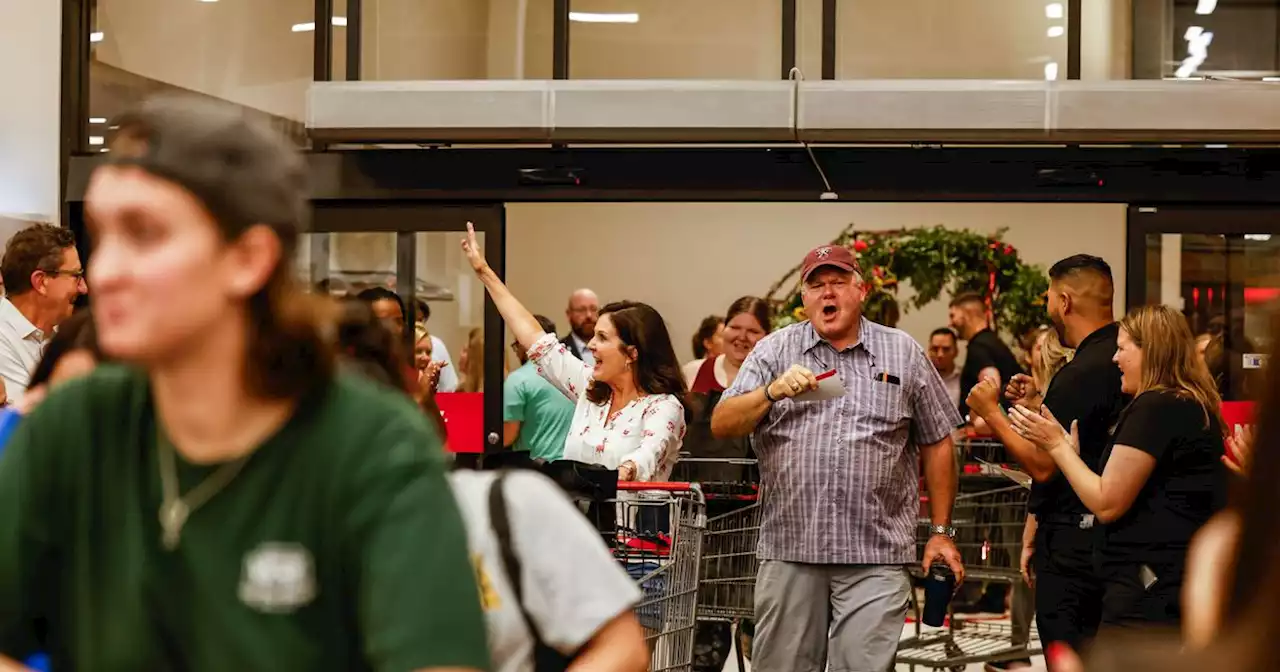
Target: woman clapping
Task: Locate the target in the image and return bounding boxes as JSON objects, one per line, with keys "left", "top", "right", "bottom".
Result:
{"left": 1010, "top": 305, "right": 1228, "bottom": 634}
{"left": 461, "top": 224, "right": 686, "bottom": 481}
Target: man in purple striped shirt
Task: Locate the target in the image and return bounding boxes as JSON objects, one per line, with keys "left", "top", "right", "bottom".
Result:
{"left": 713, "top": 244, "right": 964, "bottom": 672}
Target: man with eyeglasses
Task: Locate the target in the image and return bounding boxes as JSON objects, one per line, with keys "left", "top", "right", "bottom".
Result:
{"left": 0, "top": 224, "right": 88, "bottom": 402}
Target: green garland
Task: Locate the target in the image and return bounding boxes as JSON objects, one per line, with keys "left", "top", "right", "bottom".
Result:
{"left": 767, "top": 224, "right": 1049, "bottom": 339}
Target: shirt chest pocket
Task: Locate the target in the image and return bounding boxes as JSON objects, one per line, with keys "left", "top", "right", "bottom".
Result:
{"left": 854, "top": 376, "right": 913, "bottom": 429}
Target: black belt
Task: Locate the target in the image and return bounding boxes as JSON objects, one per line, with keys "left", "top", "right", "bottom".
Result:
{"left": 1038, "top": 512, "right": 1097, "bottom": 529}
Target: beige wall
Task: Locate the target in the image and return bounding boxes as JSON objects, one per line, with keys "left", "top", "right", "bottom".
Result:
{"left": 504, "top": 203, "right": 1127, "bottom": 364}
{"left": 0, "top": 0, "right": 61, "bottom": 222}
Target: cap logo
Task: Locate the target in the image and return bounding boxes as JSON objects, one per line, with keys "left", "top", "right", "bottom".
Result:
{"left": 816, "top": 247, "right": 831, "bottom": 259}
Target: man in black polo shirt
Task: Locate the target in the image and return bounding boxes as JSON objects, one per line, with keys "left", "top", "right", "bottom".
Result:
{"left": 967, "top": 255, "right": 1125, "bottom": 662}
{"left": 949, "top": 292, "right": 1024, "bottom": 421}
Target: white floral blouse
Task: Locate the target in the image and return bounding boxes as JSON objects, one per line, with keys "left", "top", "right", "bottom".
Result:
{"left": 527, "top": 333, "right": 686, "bottom": 481}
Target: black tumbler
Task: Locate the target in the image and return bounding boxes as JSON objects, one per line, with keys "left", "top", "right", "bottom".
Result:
{"left": 922, "top": 563, "right": 956, "bottom": 627}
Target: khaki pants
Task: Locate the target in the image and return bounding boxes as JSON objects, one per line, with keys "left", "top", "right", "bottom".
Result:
{"left": 753, "top": 560, "right": 910, "bottom": 672}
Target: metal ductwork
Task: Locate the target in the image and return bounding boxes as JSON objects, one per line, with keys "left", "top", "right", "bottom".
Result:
{"left": 308, "top": 79, "right": 1280, "bottom": 145}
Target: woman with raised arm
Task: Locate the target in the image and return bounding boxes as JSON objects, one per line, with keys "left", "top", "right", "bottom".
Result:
{"left": 461, "top": 224, "right": 686, "bottom": 482}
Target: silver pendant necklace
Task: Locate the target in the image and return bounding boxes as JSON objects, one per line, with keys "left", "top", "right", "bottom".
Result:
{"left": 157, "top": 431, "right": 252, "bottom": 551}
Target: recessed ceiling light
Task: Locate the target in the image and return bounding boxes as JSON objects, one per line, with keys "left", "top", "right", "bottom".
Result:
{"left": 89, "top": 117, "right": 107, "bottom": 124}
{"left": 89, "top": 136, "right": 105, "bottom": 146}
{"left": 1045, "top": 3, "right": 1063, "bottom": 19}
{"left": 568, "top": 12, "right": 639, "bottom": 23}
{"left": 1196, "top": 0, "right": 1217, "bottom": 15}
{"left": 1047, "top": 26, "right": 1064, "bottom": 38}
{"left": 292, "top": 17, "right": 347, "bottom": 32}
{"left": 89, "top": 31, "right": 104, "bottom": 43}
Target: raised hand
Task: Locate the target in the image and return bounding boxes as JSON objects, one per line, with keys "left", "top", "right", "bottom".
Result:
{"left": 460, "top": 222, "right": 488, "bottom": 274}
{"left": 417, "top": 360, "right": 448, "bottom": 401}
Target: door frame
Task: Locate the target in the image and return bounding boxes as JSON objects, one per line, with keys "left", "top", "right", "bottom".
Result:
{"left": 308, "top": 202, "right": 507, "bottom": 455}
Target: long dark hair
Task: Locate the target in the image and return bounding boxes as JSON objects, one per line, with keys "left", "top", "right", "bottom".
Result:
{"left": 335, "top": 299, "right": 408, "bottom": 392}
{"left": 725, "top": 296, "right": 772, "bottom": 335}
{"left": 586, "top": 301, "right": 687, "bottom": 406}
{"left": 28, "top": 309, "right": 102, "bottom": 389}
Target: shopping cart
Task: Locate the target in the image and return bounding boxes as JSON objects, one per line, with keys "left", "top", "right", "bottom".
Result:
{"left": 897, "top": 449, "right": 1041, "bottom": 672}
{"left": 610, "top": 481, "right": 708, "bottom": 672}
{"left": 671, "top": 457, "right": 762, "bottom": 671}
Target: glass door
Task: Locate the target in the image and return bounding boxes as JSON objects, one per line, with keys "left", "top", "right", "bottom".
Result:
{"left": 303, "top": 203, "right": 506, "bottom": 459}
{"left": 1127, "top": 206, "right": 1279, "bottom": 410}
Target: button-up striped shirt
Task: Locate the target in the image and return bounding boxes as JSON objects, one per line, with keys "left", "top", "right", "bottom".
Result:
{"left": 723, "top": 318, "right": 961, "bottom": 564}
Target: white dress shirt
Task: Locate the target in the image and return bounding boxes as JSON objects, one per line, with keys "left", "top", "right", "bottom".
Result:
{"left": 0, "top": 299, "right": 47, "bottom": 403}
{"left": 571, "top": 334, "right": 595, "bottom": 367}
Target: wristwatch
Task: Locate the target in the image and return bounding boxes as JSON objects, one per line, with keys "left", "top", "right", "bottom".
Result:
{"left": 929, "top": 524, "right": 957, "bottom": 539}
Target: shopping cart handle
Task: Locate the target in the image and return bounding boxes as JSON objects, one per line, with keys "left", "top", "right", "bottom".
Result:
{"left": 617, "top": 481, "right": 695, "bottom": 492}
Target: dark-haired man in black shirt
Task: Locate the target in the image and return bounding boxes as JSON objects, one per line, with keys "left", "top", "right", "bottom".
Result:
{"left": 966, "top": 255, "right": 1126, "bottom": 663}
{"left": 949, "top": 293, "right": 1024, "bottom": 421}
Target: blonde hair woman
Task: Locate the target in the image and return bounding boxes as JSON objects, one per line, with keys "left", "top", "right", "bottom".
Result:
{"left": 458, "top": 327, "right": 484, "bottom": 393}
{"left": 1011, "top": 304, "right": 1228, "bottom": 633}
{"left": 1029, "top": 325, "right": 1074, "bottom": 397}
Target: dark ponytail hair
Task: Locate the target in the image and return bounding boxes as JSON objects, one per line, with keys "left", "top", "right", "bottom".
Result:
{"left": 585, "top": 301, "right": 687, "bottom": 406}
{"left": 28, "top": 309, "right": 102, "bottom": 389}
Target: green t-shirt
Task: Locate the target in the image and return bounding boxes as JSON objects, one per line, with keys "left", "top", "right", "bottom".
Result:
{"left": 501, "top": 362, "right": 575, "bottom": 461}
{"left": 0, "top": 365, "right": 490, "bottom": 672}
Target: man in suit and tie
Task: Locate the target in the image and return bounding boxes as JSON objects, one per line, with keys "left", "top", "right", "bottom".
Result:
{"left": 560, "top": 288, "right": 599, "bottom": 366}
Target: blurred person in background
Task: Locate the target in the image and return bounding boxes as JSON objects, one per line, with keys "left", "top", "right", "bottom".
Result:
{"left": 949, "top": 292, "right": 1025, "bottom": 421}
{"left": 458, "top": 327, "right": 484, "bottom": 393}
{"left": 503, "top": 315, "right": 575, "bottom": 463}
{"left": 14, "top": 309, "right": 102, "bottom": 414}
{"left": 968, "top": 325, "right": 1074, "bottom": 672}
{"left": 681, "top": 296, "right": 771, "bottom": 672}
{"left": 681, "top": 315, "right": 724, "bottom": 385}
{"left": 1011, "top": 304, "right": 1228, "bottom": 635}
{"left": 463, "top": 225, "right": 686, "bottom": 482}
{"left": 358, "top": 287, "right": 460, "bottom": 394}
{"left": 0, "top": 96, "right": 489, "bottom": 671}
{"left": 684, "top": 296, "right": 771, "bottom": 481}
{"left": 561, "top": 288, "right": 599, "bottom": 366}
{"left": 415, "top": 298, "right": 459, "bottom": 393}
{"left": 339, "top": 316, "right": 650, "bottom": 672}
{"left": 968, "top": 255, "right": 1123, "bottom": 664}
{"left": 927, "top": 327, "right": 962, "bottom": 408}
{"left": 0, "top": 224, "right": 89, "bottom": 403}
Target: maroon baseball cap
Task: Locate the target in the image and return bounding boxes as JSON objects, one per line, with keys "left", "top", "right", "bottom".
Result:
{"left": 800, "top": 244, "right": 861, "bottom": 282}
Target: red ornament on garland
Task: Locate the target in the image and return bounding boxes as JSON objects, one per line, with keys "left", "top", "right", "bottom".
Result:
{"left": 853, "top": 239, "right": 869, "bottom": 252}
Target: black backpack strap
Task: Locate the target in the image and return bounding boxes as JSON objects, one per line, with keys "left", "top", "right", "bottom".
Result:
{"left": 489, "top": 471, "right": 576, "bottom": 671}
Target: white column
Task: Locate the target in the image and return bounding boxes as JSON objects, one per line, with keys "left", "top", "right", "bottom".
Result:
{"left": 0, "top": 0, "right": 62, "bottom": 225}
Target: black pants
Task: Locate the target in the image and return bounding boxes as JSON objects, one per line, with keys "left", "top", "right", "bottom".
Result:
{"left": 1034, "top": 523, "right": 1103, "bottom": 655}
{"left": 1098, "top": 559, "right": 1184, "bottom": 629}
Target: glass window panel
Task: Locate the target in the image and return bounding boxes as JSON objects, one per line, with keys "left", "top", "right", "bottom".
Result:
{"left": 358, "top": 0, "right": 550, "bottom": 80}
{"left": 1141, "top": 231, "right": 1279, "bottom": 402}
{"left": 567, "top": 0, "right": 782, "bottom": 79}
{"left": 836, "top": 0, "right": 1068, "bottom": 79}
{"left": 89, "top": 0, "right": 313, "bottom": 148}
